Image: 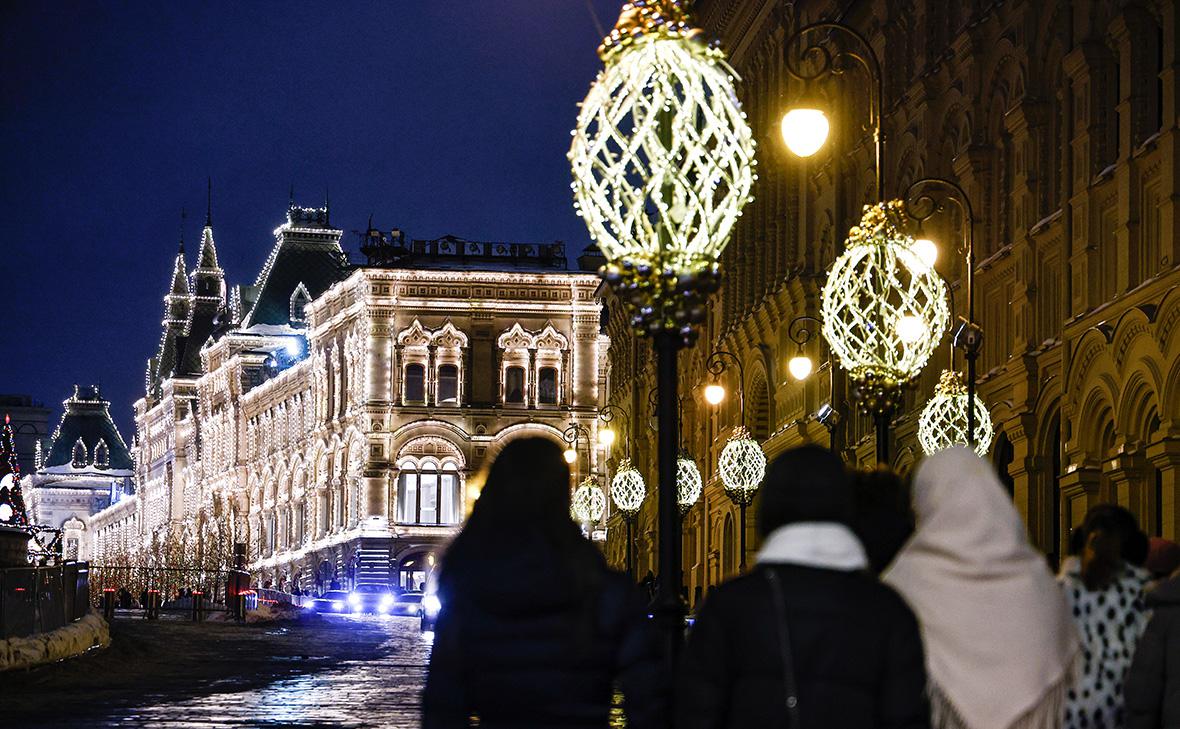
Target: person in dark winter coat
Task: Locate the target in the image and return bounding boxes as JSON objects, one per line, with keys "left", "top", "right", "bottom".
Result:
{"left": 1125, "top": 572, "right": 1180, "bottom": 729}
{"left": 677, "top": 445, "right": 929, "bottom": 729}
{"left": 422, "top": 437, "right": 666, "bottom": 729}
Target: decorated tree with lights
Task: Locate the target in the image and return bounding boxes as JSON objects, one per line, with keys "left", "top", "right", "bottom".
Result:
{"left": 0, "top": 415, "right": 30, "bottom": 528}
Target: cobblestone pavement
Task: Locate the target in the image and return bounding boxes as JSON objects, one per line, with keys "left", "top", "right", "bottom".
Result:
{"left": 6, "top": 613, "right": 432, "bottom": 728}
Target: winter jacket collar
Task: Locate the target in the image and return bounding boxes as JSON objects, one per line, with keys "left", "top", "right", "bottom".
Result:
{"left": 755, "top": 522, "right": 869, "bottom": 571}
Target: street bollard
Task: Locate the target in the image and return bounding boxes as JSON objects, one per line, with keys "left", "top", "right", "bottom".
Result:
{"left": 146, "top": 589, "right": 160, "bottom": 620}
{"left": 102, "top": 588, "right": 115, "bottom": 621}
{"left": 236, "top": 592, "right": 247, "bottom": 621}
{"left": 192, "top": 591, "right": 205, "bottom": 622}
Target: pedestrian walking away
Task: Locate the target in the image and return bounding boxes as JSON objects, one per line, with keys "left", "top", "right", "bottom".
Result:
{"left": 1124, "top": 570, "right": 1180, "bottom": 729}
{"left": 1060, "top": 505, "right": 1152, "bottom": 729}
{"left": 422, "top": 437, "right": 667, "bottom": 729}
{"left": 677, "top": 444, "right": 929, "bottom": 729}
{"left": 884, "top": 447, "right": 1079, "bottom": 729}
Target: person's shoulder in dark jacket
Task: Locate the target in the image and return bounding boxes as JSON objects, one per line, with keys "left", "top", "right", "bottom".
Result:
{"left": 1126, "top": 573, "right": 1180, "bottom": 729}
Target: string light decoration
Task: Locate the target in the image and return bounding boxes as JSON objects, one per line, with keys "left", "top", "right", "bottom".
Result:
{"left": 918, "top": 370, "right": 994, "bottom": 457}
{"left": 571, "top": 477, "right": 607, "bottom": 525}
{"left": 676, "top": 453, "right": 702, "bottom": 514}
{"left": 718, "top": 427, "right": 765, "bottom": 506}
{"left": 610, "top": 459, "right": 646, "bottom": 516}
{"left": 0, "top": 415, "right": 30, "bottom": 528}
{"left": 820, "top": 201, "right": 950, "bottom": 414}
{"left": 569, "top": 0, "right": 756, "bottom": 344}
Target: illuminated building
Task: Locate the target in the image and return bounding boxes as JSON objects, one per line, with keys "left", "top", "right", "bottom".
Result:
{"left": 603, "top": 0, "right": 1180, "bottom": 600}
{"left": 88, "top": 203, "right": 606, "bottom": 592}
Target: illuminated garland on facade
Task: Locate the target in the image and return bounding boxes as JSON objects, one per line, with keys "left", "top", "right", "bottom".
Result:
{"left": 917, "top": 370, "right": 994, "bottom": 457}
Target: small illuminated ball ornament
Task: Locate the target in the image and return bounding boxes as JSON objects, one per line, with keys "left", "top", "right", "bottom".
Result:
{"left": 718, "top": 427, "right": 766, "bottom": 506}
{"left": 676, "top": 455, "right": 703, "bottom": 514}
{"left": 918, "top": 370, "right": 994, "bottom": 457}
{"left": 571, "top": 478, "right": 607, "bottom": 525}
{"left": 610, "top": 460, "right": 647, "bottom": 516}
{"left": 780, "top": 108, "right": 830, "bottom": 157}
{"left": 821, "top": 201, "right": 950, "bottom": 386}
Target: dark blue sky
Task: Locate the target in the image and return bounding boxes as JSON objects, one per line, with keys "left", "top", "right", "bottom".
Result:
{"left": 1, "top": 1, "right": 619, "bottom": 437}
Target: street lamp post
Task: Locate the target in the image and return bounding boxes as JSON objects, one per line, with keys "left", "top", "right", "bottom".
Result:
{"left": 599, "top": 403, "right": 647, "bottom": 579}
{"left": 705, "top": 349, "right": 766, "bottom": 572}
{"left": 570, "top": 1, "right": 756, "bottom": 656}
{"left": 564, "top": 422, "right": 606, "bottom": 530}
{"left": 903, "top": 178, "right": 990, "bottom": 454}
{"left": 787, "top": 315, "right": 844, "bottom": 455}
{"left": 782, "top": 22, "right": 950, "bottom": 464}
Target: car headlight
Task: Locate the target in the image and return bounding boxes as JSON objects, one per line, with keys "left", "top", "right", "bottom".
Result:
{"left": 424, "top": 594, "right": 441, "bottom": 616}
{"left": 347, "top": 593, "right": 361, "bottom": 607}
{"left": 331, "top": 600, "right": 344, "bottom": 611}
{"left": 380, "top": 594, "right": 394, "bottom": 608}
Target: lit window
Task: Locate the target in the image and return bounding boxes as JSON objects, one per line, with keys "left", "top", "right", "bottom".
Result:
{"left": 438, "top": 364, "right": 459, "bottom": 404}
{"left": 505, "top": 366, "right": 526, "bottom": 404}
{"left": 405, "top": 363, "right": 426, "bottom": 403}
{"left": 539, "top": 367, "right": 559, "bottom": 404}
{"left": 72, "top": 440, "right": 87, "bottom": 468}
{"left": 95, "top": 441, "right": 110, "bottom": 468}
{"left": 396, "top": 460, "right": 463, "bottom": 526}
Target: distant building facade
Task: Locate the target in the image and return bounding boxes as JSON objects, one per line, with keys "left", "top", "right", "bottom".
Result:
{"left": 0, "top": 394, "right": 51, "bottom": 477}
{"left": 602, "top": 0, "right": 1180, "bottom": 602}
{"left": 27, "top": 385, "right": 135, "bottom": 560}
{"left": 88, "top": 204, "right": 607, "bottom": 592}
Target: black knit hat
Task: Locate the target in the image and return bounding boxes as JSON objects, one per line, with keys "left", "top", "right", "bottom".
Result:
{"left": 757, "top": 444, "right": 854, "bottom": 536}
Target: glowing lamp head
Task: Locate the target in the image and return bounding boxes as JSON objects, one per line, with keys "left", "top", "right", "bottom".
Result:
{"left": 911, "top": 238, "right": 938, "bottom": 272}
{"left": 704, "top": 383, "right": 726, "bottom": 406}
{"left": 780, "top": 107, "right": 830, "bottom": 157}
{"left": 284, "top": 337, "right": 303, "bottom": 357}
{"left": 0, "top": 503, "right": 11, "bottom": 522}
{"left": 563, "top": 447, "right": 578, "bottom": 464}
{"left": 598, "top": 427, "right": 616, "bottom": 448}
{"left": 895, "top": 315, "right": 927, "bottom": 344}
{"left": 788, "top": 354, "right": 814, "bottom": 381}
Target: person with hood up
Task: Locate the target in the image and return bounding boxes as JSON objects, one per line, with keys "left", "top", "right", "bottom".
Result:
{"left": 422, "top": 437, "right": 666, "bottom": 729}
{"left": 884, "top": 447, "right": 1079, "bottom": 729}
{"left": 677, "top": 444, "right": 929, "bottom": 729}
{"left": 1125, "top": 567, "right": 1180, "bottom": 729}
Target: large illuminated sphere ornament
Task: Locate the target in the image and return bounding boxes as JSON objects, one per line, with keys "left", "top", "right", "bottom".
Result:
{"left": 820, "top": 201, "right": 950, "bottom": 413}
{"left": 718, "top": 427, "right": 766, "bottom": 506}
{"left": 569, "top": 0, "right": 756, "bottom": 344}
{"left": 610, "top": 459, "right": 647, "bottom": 517}
{"left": 918, "top": 370, "right": 995, "bottom": 457}
{"left": 676, "top": 453, "right": 703, "bottom": 514}
{"left": 571, "top": 478, "right": 607, "bottom": 525}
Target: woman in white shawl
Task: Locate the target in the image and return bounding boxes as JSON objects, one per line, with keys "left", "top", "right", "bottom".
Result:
{"left": 884, "top": 447, "right": 1079, "bottom": 729}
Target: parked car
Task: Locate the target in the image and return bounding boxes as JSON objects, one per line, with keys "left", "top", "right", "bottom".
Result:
{"left": 310, "top": 590, "right": 352, "bottom": 614}
{"left": 347, "top": 584, "right": 397, "bottom": 614}
{"left": 390, "top": 591, "right": 425, "bottom": 617}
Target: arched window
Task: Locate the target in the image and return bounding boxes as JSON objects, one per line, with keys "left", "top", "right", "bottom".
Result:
{"left": 95, "top": 440, "right": 109, "bottom": 468}
{"left": 505, "top": 366, "right": 526, "bottom": 404}
{"left": 438, "top": 364, "right": 459, "bottom": 405}
{"left": 290, "top": 283, "right": 312, "bottom": 324}
{"left": 396, "top": 458, "right": 463, "bottom": 526}
{"left": 405, "top": 363, "right": 426, "bottom": 403}
{"left": 538, "top": 367, "right": 559, "bottom": 404}
{"left": 72, "top": 439, "right": 87, "bottom": 468}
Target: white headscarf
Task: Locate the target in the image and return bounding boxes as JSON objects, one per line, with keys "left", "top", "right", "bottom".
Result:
{"left": 883, "top": 447, "right": 1079, "bottom": 729}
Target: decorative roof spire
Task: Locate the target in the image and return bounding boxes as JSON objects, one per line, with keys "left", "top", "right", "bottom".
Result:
{"left": 206, "top": 177, "right": 213, "bottom": 227}
{"left": 169, "top": 244, "right": 189, "bottom": 297}
{"left": 178, "top": 207, "right": 187, "bottom": 255}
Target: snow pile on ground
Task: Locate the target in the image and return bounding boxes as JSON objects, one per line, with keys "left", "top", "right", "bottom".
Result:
{"left": 0, "top": 612, "right": 110, "bottom": 672}
{"left": 244, "top": 601, "right": 319, "bottom": 624}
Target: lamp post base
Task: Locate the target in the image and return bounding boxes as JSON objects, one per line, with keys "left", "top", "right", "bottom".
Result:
{"left": 652, "top": 330, "right": 685, "bottom": 662}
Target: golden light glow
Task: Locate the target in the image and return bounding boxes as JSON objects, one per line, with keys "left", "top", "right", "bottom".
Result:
{"left": 598, "top": 427, "right": 616, "bottom": 448}
{"left": 780, "top": 108, "right": 830, "bottom": 157}
{"left": 911, "top": 238, "right": 938, "bottom": 272}
{"left": 704, "top": 383, "right": 726, "bottom": 406}
{"left": 788, "top": 354, "right": 814, "bottom": 381}
{"left": 563, "top": 447, "right": 578, "bottom": 464}
{"left": 895, "top": 315, "right": 927, "bottom": 344}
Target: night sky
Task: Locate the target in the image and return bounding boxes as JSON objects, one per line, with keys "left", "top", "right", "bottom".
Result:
{"left": 1, "top": 1, "right": 620, "bottom": 438}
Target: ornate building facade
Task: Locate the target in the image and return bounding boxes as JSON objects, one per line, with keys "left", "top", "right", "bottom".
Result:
{"left": 602, "top": 0, "right": 1180, "bottom": 604}
{"left": 88, "top": 204, "right": 607, "bottom": 592}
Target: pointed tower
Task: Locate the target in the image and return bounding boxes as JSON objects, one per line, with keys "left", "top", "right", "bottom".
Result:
{"left": 148, "top": 235, "right": 192, "bottom": 397}
{"left": 164, "top": 239, "right": 191, "bottom": 328}
{"left": 191, "top": 179, "right": 226, "bottom": 302}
